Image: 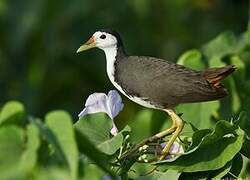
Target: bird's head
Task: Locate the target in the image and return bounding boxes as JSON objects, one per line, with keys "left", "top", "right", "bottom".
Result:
{"left": 77, "top": 29, "right": 123, "bottom": 53}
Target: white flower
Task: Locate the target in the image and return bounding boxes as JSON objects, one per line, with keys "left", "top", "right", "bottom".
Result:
{"left": 78, "top": 90, "right": 124, "bottom": 136}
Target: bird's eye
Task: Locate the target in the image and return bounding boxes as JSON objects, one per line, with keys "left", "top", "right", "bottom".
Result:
{"left": 100, "top": 34, "right": 106, "bottom": 39}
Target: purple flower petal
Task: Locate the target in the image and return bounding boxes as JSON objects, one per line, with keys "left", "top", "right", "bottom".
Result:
{"left": 107, "top": 90, "right": 124, "bottom": 119}
{"left": 78, "top": 92, "right": 108, "bottom": 117}
{"left": 160, "top": 141, "right": 184, "bottom": 160}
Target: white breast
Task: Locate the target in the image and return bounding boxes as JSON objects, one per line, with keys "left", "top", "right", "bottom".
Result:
{"left": 103, "top": 47, "right": 158, "bottom": 109}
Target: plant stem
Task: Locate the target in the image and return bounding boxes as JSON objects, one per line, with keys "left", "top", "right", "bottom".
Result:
{"left": 228, "top": 172, "right": 238, "bottom": 179}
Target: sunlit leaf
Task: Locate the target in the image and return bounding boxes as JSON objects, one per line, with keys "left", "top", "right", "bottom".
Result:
{"left": 0, "top": 126, "right": 24, "bottom": 179}
{"left": 0, "top": 101, "right": 26, "bottom": 126}
{"left": 210, "top": 160, "right": 232, "bottom": 179}
{"left": 128, "top": 109, "right": 153, "bottom": 143}
{"left": 230, "top": 56, "right": 245, "bottom": 80}
{"left": 228, "top": 77, "right": 241, "bottom": 113}
{"left": 31, "top": 118, "right": 67, "bottom": 164}
{"left": 135, "top": 169, "right": 180, "bottom": 180}
{"left": 208, "top": 57, "right": 226, "bottom": 67}
{"left": 178, "top": 160, "right": 232, "bottom": 179}
{"left": 98, "top": 126, "right": 130, "bottom": 155}
{"left": 81, "top": 164, "right": 105, "bottom": 180}
{"left": 75, "top": 128, "right": 114, "bottom": 176}
{"left": 203, "top": 32, "right": 237, "bottom": 59}
{"left": 45, "top": 111, "right": 78, "bottom": 180}
{"left": 75, "top": 113, "right": 127, "bottom": 155}
{"left": 176, "top": 101, "right": 219, "bottom": 129}
{"left": 177, "top": 49, "right": 205, "bottom": 70}
{"left": 75, "top": 113, "right": 112, "bottom": 145}
{"left": 19, "top": 124, "right": 40, "bottom": 173}
{"left": 34, "top": 167, "right": 71, "bottom": 180}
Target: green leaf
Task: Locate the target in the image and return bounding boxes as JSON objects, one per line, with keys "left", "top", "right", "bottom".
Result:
{"left": 98, "top": 126, "right": 130, "bottom": 155}
{"left": 239, "top": 154, "right": 250, "bottom": 179}
{"left": 241, "top": 138, "right": 250, "bottom": 159}
{"left": 238, "top": 111, "right": 250, "bottom": 137}
{"left": 177, "top": 49, "right": 205, "bottom": 70}
{"left": 156, "top": 121, "right": 244, "bottom": 172}
{"left": 179, "top": 121, "right": 198, "bottom": 138}
{"left": 45, "top": 111, "right": 78, "bottom": 180}
{"left": 203, "top": 32, "right": 237, "bottom": 59}
{"left": 19, "top": 124, "right": 40, "bottom": 173}
{"left": 230, "top": 56, "right": 246, "bottom": 81}
{"left": 208, "top": 57, "right": 226, "bottom": 67}
{"left": 150, "top": 110, "right": 170, "bottom": 135}
{"left": 97, "top": 133, "right": 123, "bottom": 155}
{"left": 179, "top": 171, "right": 208, "bottom": 180}
{"left": 228, "top": 77, "right": 241, "bottom": 113}
{"left": 135, "top": 170, "right": 180, "bottom": 180}
{"left": 75, "top": 113, "right": 112, "bottom": 145}
{"left": 176, "top": 101, "right": 219, "bottom": 129}
{"left": 75, "top": 128, "right": 114, "bottom": 176}
{"left": 81, "top": 164, "right": 105, "bottom": 180}
{"left": 31, "top": 118, "right": 67, "bottom": 164}
{"left": 128, "top": 109, "right": 153, "bottom": 143}
{"left": 187, "top": 129, "right": 211, "bottom": 150}
{"left": 34, "top": 167, "right": 71, "bottom": 180}
{"left": 0, "top": 126, "right": 24, "bottom": 178}
{"left": 228, "top": 153, "right": 243, "bottom": 178}
{"left": 75, "top": 113, "right": 126, "bottom": 155}
{"left": 0, "top": 101, "right": 26, "bottom": 126}
{"left": 210, "top": 160, "right": 232, "bottom": 179}
{"left": 179, "top": 160, "right": 232, "bottom": 180}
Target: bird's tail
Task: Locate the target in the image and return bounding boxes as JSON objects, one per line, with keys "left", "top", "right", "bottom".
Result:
{"left": 202, "top": 65, "right": 236, "bottom": 88}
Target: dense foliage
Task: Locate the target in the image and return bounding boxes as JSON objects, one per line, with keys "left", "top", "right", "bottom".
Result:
{"left": 0, "top": 27, "right": 249, "bottom": 179}
{"left": 0, "top": 0, "right": 248, "bottom": 116}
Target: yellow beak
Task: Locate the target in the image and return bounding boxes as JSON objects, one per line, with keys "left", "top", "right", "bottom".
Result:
{"left": 76, "top": 36, "right": 96, "bottom": 53}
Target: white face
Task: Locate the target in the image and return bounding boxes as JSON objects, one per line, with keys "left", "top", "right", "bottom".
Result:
{"left": 92, "top": 31, "right": 117, "bottom": 50}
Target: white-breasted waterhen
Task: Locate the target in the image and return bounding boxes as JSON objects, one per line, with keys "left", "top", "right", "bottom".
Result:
{"left": 77, "top": 29, "right": 236, "bottom": 160}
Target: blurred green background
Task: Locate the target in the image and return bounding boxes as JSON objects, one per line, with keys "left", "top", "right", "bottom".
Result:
{"left": 0, "top": 0, "right": 248, "bottom": 120}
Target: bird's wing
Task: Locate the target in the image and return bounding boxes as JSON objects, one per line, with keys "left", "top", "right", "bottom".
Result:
{"left": 115, "top": 56, "right": 226, "bottom": 108}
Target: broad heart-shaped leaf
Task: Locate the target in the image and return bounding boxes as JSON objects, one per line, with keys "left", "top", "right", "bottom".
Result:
{"left": 19, "top": 124, "right": 40, "bottom": 173}
{"left": 0, "top": 101, "right": 26, "bottom": 126}
{"left": 45, "top": 111, "right": 78, "bottom": 180}
{"left": 176, "top": 101, "right": 219, "bottom": 129}
{"left": 75, "top": 113, "right": 112, "bottom": 145}
{"left": 74, "top": 113, "right": 128, "bottom": 155}
{"left": 0, "top": 126, "right": 24, "bottom": 179}
{"left": 156, "top": 120, "right": 244, "bottom": 172}
{"left": 177, "top": 49, "right": 205, "bottom": 70}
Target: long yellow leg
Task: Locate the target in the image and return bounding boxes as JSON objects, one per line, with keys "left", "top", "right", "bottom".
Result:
{"left": 119, "top": 109, "right": 183, "bottom": 162}
{"left": 159, "top": 109, "right": 184, "bottom": 160}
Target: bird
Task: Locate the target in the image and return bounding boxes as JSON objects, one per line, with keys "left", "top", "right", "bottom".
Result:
{"left": 76, "top": 29, "right": 236, "bottom": 160}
